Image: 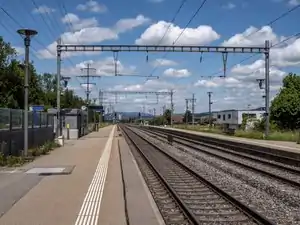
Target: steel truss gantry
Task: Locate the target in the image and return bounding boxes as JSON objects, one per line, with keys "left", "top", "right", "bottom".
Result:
{"left": 57, "top": 42, "right": 270, "bottom": 135}
{"left": 100, "top": 90, "right": 174, "bottom": 125}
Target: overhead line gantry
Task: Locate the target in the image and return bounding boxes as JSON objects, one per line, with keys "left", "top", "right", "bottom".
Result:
{"left": 57, "top": 42, "right": 270, "bottom": 135}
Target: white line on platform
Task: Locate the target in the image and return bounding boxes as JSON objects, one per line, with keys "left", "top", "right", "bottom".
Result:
{"left": 75, "top": 125, "right": 116, "bottom": 225}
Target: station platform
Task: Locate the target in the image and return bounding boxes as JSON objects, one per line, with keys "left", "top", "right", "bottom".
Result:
{"left": 0, "top": 125, "right": 164, "bottom": 225}
{"left": 150, "top": 126, "right": 300, "bottom": 154}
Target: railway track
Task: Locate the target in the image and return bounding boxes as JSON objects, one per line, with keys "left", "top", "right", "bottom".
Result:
{"left": 140, "top": 127, "right": 300, "bottom": 188}
{"left": 120, "top": 125, "right": 274, "bottom": 225}
{"left": 146, "top": 127, "right": 300, "bottom": 167}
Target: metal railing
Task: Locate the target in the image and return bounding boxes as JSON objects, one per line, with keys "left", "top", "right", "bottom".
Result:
{"left": 0, "top": 108, "right": 54, "bottom": 130}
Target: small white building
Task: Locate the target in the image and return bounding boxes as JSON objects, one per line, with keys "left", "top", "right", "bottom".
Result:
{"left": 214, "top": 108, "right": 265, "bottom": 129}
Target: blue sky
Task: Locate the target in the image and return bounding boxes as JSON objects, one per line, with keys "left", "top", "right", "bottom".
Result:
{"left": 1, "top": 0, "right": 300, "bottom": 114}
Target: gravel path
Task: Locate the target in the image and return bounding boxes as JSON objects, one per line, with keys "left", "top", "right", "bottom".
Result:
{"left": 133, "top": 127, "right": 300, "bottom": 225}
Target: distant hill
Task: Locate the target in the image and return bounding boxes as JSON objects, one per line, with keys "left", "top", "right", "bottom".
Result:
{"left": 104, "top": 111, "right": 154, "bottom": 120}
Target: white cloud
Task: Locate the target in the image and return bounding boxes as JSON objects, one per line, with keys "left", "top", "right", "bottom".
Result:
{"left": 76, "top": 0, "right": 107, "bottom": 13}
{"left": 288, "top": 0, "right": 300, "bottom": 5}
{"left": 110, "top": 79, "right": 180, "bottom": 92}
{"left": 231, "top": 59, "right": 287, "bottom": 83}
{"left": 104, "top": 79, "right": 188, "bottom": 112}
{"left": 223, "top": 25, "right": 300, "bottom": 67}
{"left": 32, "top": 5, "right": 55, "bottom": 14}
{"left": 151, "top": 58, "right": 177, "bottom": 67}
{"left": 222, "top": 25, "right": 284, "bottom": 47}
{"left": 271, "top": 38, "right": 300, "bottom": 67}
{"left": 62, "top": 57, "right": 136, "bottom": 76}
{"left": 61, "top": 13, "right": 98, "bottom": 31}
{"left": 13, "top": 46, "right": 24, "bottom": 55}
{"left": 223, "top": 2, "right": 236, "bottom": 9}
{"left": 80, "top": 83, "right": 96, "bottom": 89}
{"left": 135, "top": 21, "right": 220, "bottom": 45}
{"left": 163, "top": 68, "right": 191, "bottom": 78}
{"left": 149, "top": 0, "right": 164, "bottom": 2}
{"left": 114, "top": 15, "right": 151, "bottom": 33}
{"left": 37, "top": 14, "right": 150, "bottom": 59}
{"left": 194, "top": 77, "right": 244, "bottom": 88}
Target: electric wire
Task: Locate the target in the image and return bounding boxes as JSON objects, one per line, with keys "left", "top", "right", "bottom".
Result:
{"left": 60, "top": 0, "right": 95, "bottom": 95}
{"left": 149, "top": 0, "right": 208, "bottom": 77}
{"left": 208, "top": 4, "right": 300, "bottom": 78}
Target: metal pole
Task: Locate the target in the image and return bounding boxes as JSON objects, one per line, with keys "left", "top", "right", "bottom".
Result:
{"left": 192, "top": 93, "right": 195, "bottom": 126}
{"left": 208, "top": 92, "right": 212, "bottom": 129}
{"left": 170, "top": 90, "right": 173, "bottom": 127}
{"left": 56, "top": 38, "right": 62, "bottom": 137}
{"left": 17, "top": 29, "right": 37, "bottom": 157}
{"left": 265, "top": 40, "right": 270, "bottom": 138}
{"left": 185, "top": 99, "right": 188, "bottom": 126}
{"left": 86, "top": 63, "right": 90, "bottom": 126}
{"left": 23, "top": 36, "right": 30, "bottom": 157}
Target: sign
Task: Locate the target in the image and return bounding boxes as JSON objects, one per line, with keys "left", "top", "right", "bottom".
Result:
{"left": 89, "top": 105, "right": 104, "bottom": 113}
{"left": 81, "top": 106, "right": 87, "bottom": 111}
{"left": 30, "top": 105, "right": 44, "bottom": 112}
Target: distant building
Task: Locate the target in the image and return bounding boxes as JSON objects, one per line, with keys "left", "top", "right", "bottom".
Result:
{"left": 214, "top": 107, "right": 265, "bottom": 129}
{"left": 195, "top": 107, "right": 265, "bottom": 130}
{"left": 172, "top": 115, "right": 184, "bottom": 124}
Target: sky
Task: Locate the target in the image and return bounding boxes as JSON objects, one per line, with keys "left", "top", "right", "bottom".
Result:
{"left": 0, "top": 0, "right": 300, "bottom": 115}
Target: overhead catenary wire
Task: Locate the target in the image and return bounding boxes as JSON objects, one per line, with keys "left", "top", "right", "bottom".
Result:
{"left": 207, "top": 3, "right": 300, "bottom": 78}
{"left": 0, "top": 6, "right": 63, "bottom": 59}
{"left": 143, "top": 0, "right": 188, "bottom": 81}
{"left": 210, "top": 31, "right": 300, "bottom": 79}
{"left": 209, "top": 32, "right": 300, "bottom": 83}
{"left": 0, "top": 4, "right": 85, "bottom": 95}
{"left": 156, "top": 0, "right": 188, "bottom": 46}
{"left": 30, "top": 0, "right": 58, "bottom": 40}
{"left": 149, "top": 0, "right": 208, "bottom": 76}
{"left": 57, "top": 0, "right": 89, "bottom": 93}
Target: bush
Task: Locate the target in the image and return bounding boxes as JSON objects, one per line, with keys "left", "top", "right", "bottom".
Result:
{"left": 6, "top": 155, "right": 25, "bottom": 167}
{"left": 29, "top": 147, "right": 42, "bottom": 157}
{"left": 0, "top": 152, "right": 5, "bottom": 166}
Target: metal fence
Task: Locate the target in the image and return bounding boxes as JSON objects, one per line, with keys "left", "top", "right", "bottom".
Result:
{"left": 0, "top": 108, "right": 55, "bottom": 156}
{"left": 0, "top": 108, "right": 54, "bottom": 130}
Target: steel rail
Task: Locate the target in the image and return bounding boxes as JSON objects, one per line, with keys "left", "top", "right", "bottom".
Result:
{"left": 122, "top": 125, "right": 274, "bottom": 225}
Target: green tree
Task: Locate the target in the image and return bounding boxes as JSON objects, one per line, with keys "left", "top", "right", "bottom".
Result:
{"left": 163, "top": 109, "right": 171, "bottom": 125}
{"left": 270, "top": 73, "right": 300, "bottom": 130}
{"left": 183, "top": 110, "right": 192, "bottom": 123}
{"left": 0, "top": 36, "right": 89, "bottom": 111}
{"left": 150, "top": 116, "right": 165, "bottom": 125}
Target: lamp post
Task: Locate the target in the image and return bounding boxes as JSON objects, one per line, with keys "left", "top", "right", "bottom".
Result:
{"left": 17, "top": 29, "right": 38, "bottom": 157}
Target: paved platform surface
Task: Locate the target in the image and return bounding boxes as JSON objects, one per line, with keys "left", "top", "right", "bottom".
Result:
{"left": 0, "top": 125, "right": 115, "bottom": 225}
{"left": 97, "top": 131, "right": 164, "bottom": 225}
{"left": 151, "top": 126, "right": 300, "bottom": 153}
{"left": 0, "top": 125, "right": 164, "bottom": 225}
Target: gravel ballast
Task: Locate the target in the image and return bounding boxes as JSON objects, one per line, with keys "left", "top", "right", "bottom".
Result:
{"left": 133, "top": 127, "right": 300, "bottom": 225}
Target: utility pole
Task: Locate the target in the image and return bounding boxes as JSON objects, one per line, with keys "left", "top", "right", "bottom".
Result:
{"left": 77, "top": 64, "right": 97, "bottom": 126}
{"left": 265, "top": 40, "right": 270, "bottom": 138}
{"left": 17, "top": 28, "right": 37, "bottom": 156}
{"left": 185, "top": 99, "right": 189, "bottom": 126}
{"left": 185, "top": 94, "right": 196, "bottom": 126}
{"left": 153, "top": 108, "right": 156, "bottom": 116}
{"left": 170, "top": 90, "right": 174, "bottom": 127}
{"left": 256, "top": 77, "right": 268, "bottom": 137}
{"left": 192, "top": 93, "right": 195, "bottom": 126}
{"left": 207, "top": 92, "right": 213, "bottom": 129}
{"left": 56, "top": 38, "right": 62, "bottom": 138}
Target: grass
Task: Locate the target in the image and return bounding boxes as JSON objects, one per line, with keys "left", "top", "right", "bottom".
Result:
{"left": 173, "top": 124, "right": 300, "bottom": 142}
